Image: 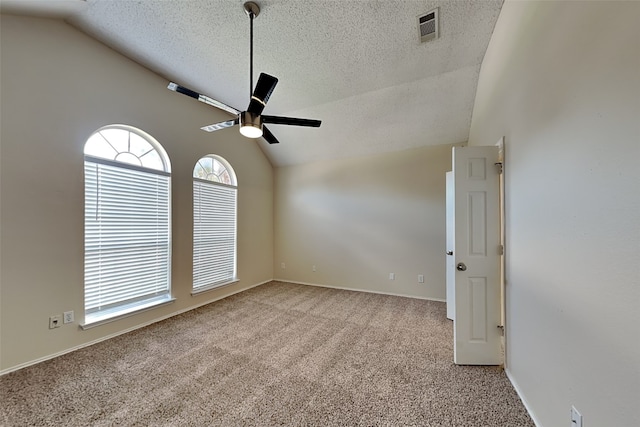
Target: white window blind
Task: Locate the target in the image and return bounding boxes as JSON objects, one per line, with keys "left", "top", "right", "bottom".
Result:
{"left": 84, "top": 158, "right": 171, "bottom": 322}
{"left": 193, "top": 179, "right": 237, "bottom": 291}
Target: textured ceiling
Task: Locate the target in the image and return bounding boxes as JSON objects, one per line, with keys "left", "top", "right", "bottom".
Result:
{"left": 3, "top": 0, "right": 504, "bottom": 166}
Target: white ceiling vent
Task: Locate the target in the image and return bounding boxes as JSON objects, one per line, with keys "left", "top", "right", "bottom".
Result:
{"left": 418, "top": 8, "right": 439, "bottom": 43}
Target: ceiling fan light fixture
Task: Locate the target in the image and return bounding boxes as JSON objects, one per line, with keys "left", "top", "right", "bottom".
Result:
{"left": 239, "top": 111, "right": 263, "bottom": 138}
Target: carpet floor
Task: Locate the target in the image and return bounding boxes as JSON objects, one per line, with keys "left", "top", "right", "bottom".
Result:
{"left": 1, "top": 281, "right": 534, "bottom": 426}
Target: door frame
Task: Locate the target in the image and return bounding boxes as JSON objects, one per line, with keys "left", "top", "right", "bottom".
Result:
{"left": 496, "top": 137, "right": 507, "bottom": 368}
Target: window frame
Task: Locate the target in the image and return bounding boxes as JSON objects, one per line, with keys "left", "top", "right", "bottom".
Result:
{"left": 192, "top": 155, "right": 238, "bottom": 294}
{"left": 82, "top": 125, "right": 173, "bottom": 328}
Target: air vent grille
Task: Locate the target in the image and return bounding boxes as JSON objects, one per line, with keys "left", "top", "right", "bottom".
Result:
{"left": 418, "top": 8, "right": 439, "bottom": 43}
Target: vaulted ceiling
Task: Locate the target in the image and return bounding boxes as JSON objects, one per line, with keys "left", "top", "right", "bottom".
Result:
{"left": 2, "top": 0, "right": 504, "bottom": 166}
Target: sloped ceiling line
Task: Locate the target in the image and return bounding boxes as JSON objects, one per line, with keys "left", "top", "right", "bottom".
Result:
{"left": 2, "top": 0, "right": 504, "bottom": 166}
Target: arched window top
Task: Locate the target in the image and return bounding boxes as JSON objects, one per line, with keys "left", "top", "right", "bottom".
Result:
{"left": 84, "top": 124, "right": 171, "bottom": 173}
{"left": 193, "top": 155, "right": 236, "bottom": 186}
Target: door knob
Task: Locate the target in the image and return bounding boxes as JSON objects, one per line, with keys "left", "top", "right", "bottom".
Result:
{"left": 456, "top": 262, "right": 467, "bottom": 271}
{"left": 446, "top": 250, "right": 453, "bottom": 256}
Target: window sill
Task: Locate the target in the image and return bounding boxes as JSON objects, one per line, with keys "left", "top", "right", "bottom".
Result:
{"left": 81, "top": 295, "right": 175, "bottom": 330}
{"left": 191, "top": 279, "right": 239, "bottom": 296}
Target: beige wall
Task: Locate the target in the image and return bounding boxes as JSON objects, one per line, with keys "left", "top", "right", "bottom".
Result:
{"left": 0, "top": 15, "right": 274, "bottom": 372}
{"left": 468, "top": 1, "right": 640, "bottom": 426}
{"left": 275, "top": 144, "right": 458, "bottom": 300}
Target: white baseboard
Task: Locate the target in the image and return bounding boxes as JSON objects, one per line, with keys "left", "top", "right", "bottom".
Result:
{"left": 274, "top": 279, "right": 446, "bottom": 303}
{"left": 0, "top": 279, "right": 271, "bottom": 376}
{"left": 505, "top": 368, "right": 543, "bottom": 427}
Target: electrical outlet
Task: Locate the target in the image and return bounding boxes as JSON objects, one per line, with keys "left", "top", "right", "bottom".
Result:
{"left": 312, "top": 265, "right": 316, "bottom": 272}
{"left": 571, "top": 406, "right": 582, "bottom": 427}
{"left": 281, "top": 262, "right": 285, "bottom": 269}
{"left": 63, "top": 311, "right": 74, "bottom": 324}
{"left": 418, "top": 274, "right": 424, "bottom": 283}
{"left": 389, "top": 273, "right": 395, "bottom": 280}
{"left": 49, "top": 315, "right": 61, "bottom": 329}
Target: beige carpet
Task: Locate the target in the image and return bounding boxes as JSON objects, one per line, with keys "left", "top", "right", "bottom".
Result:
{"left": 1, "top": 281, "right": 534, "bottom": 426}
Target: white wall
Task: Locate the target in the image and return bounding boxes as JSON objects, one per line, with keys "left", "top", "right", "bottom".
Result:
{"left": 275, "top": 144, "right": 458, "bottom": 300}
{"left": 0, "top": 15, "right": 274, "bottom": 372}
{"left": 468, "top": 1, "right": 640, "bottom": 426}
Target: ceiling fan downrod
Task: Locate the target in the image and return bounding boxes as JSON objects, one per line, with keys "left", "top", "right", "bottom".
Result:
{"left": 244, "top": 1, "right": 260, "bottom": 98}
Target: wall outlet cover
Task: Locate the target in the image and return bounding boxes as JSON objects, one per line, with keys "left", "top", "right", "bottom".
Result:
{"left": 571, "top": 406, "right": 582, "bottom": 427}
{"left": 63, "top": 311, "right": 74, "bottom": 324}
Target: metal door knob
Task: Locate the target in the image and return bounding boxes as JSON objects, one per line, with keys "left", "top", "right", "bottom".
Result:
{"left": 456, "top": 262, "right": 467, "bottom": 271}
{"left": 446, "top": 250, "right": 453, "bottom": 256}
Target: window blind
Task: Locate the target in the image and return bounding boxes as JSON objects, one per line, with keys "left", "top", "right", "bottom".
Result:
{"left": 193, "top": 180, "right": 237, "bottom": 291}
{"left": 84, "top": 159, "right": 171, "bottom": 318}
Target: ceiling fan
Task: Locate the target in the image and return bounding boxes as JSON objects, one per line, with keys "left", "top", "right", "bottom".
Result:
{"left": 167, "top": 1, "right": 321, "bottom": 144}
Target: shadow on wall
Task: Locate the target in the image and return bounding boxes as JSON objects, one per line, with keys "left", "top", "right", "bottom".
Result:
{"left": 276, "top": 144, "right": 457, "bottom": 293}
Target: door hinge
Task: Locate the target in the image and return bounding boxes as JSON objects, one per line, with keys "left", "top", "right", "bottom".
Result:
{"left": 494, "top": 162, "right": 503, "bottom": 174}
{"left": 497, "top": 325, "right": 504, "bottom": 336}
{"left": 498, "top": 244, "right": 504, "bottom": 255}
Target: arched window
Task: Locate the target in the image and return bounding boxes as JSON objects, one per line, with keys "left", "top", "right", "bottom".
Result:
{"left": 84, "top": 125, "right": 172, "bottom": 326}
{"left": 193, "top": 155, "right": 237, "bottom": 292}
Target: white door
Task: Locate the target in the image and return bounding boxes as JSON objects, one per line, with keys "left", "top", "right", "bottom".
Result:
{"left": 452, "top": 146, "right": 501, "bottom": 365}
{"left": 445, "top": 171, "right": 455, "bottom": 320}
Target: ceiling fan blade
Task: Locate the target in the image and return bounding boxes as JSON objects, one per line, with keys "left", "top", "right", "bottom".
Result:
{"left": 168, "top": 82, "right": 240, "bottom": 116}
{"left": 262, "top": 115, "right": 322, "bottom": 127}
{"left": 200, "top": 118, "right": 239, "bottom": 133}
{"left": 247, "top": 73, "right": 278, "bottom": 115}
{"left": 262, "top": 126, "right": 280, "bottom": 144}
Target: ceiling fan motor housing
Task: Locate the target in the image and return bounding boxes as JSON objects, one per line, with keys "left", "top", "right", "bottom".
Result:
{"left": 239, "top": 111, "right": 263, "bottom": 138}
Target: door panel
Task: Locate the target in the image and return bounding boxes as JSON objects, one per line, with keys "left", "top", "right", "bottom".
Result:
{"left": 469, "top": 277, "right": 487, "bottom": 342}
{"left": 453, "top": 146, "right": 501, "bottom": 365}
{"left": 467, "top": 191, "right": 487, "bottom": 256}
